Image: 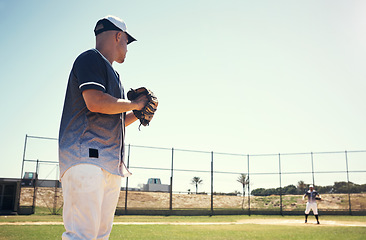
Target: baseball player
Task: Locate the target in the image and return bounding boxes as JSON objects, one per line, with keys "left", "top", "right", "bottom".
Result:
{"left": 303, "top": 184, "right": 321, "bottom": 224}
{"left": 59, "top": 15, "right": 149, "bottom": 239}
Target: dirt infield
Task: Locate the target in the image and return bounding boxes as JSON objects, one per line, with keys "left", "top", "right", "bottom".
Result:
{"left": 20, "top": 188, "right": 366, "bottom": 211}
{"left": 1, "top": 219, "right": 365, "bottom": 227}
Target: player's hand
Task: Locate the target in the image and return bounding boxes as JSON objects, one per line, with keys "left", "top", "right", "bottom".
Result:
{"left": 132, "top": 94, "right": 148, "bottom": 111}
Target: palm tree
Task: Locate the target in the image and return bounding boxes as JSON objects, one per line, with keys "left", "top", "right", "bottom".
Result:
{"left": 237, "top": 174, "right": 249, "bottom": 210}
{"left": 191, "top": 177, "right": 203, "bottom": 194}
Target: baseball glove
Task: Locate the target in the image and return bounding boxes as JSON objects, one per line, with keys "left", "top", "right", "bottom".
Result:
{"left": 315, "top": 197, "right": 321, "bottom": 200}
{"left": 127, "top": 87, "right": 158, "bottom": 129}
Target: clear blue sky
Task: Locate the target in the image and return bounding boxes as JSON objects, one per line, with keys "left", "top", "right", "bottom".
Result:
{"left": 0, "top": 0, "right": 365, "bottom": 192}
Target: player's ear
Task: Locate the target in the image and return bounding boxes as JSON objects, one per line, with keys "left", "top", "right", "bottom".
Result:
{"left": 115, "top": 31, "right": 122, "bottom": 42}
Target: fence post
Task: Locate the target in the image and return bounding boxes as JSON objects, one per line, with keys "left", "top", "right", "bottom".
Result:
{"left": 211, "top": 151, "right": 214, "bottom": 216}
{"left": 345, "top": 151, "right": 352, "bottom": 215}
{"left": 278, "top": 153, "right": 283, "bottom": 216}
{"left": 247, "top": 154, "right": 251, "bottom": 216}
{"left": 32, "top": 159, "right": 39, "bottom": 214}
{"left": 18, "top": 134, "right": 28, "bottom": 212}
{"left": 169, "top": 148, "right": 174, "bottom": 212}
{"left": 311, "top": 152, "right": 315, "bottom": 186}
{"left": 53, "top": 165, "right": 59, "bottom": 215}
{"left": 124, "top": 144, "right": 131, "bottom": 214}
{"left": 20, "top": 134, "right": 28, "bottom": 182}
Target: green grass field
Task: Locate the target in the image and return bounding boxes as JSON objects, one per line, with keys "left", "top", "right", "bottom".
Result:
{"left": 0, "top": 215, "right": 365, "bottom": 240}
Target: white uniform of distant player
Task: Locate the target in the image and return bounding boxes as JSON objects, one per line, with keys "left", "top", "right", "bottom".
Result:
{"left": 303, "top": 184, "right": 321, "bottom": 224}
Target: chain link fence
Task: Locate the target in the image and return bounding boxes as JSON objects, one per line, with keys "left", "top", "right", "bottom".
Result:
{"left": 17, "top": 135, "right": 366, "bottom": 216}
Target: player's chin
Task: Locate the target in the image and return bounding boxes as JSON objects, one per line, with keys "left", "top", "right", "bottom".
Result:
{"left": 116, "top": 58, "right": 125, "bottom": 64}
{"left": 116, "top": 55, "right": 126, "bottom": 64}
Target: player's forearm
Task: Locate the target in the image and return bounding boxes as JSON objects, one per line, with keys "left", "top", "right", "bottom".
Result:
{"left": 83, "top": 90, "right": 139, "bottom": 114}
{"left": 91, "top": 98, "right": 137, "bottom": 114}
{"left": 125, "top": 112, "right": 138, "bottom": 126}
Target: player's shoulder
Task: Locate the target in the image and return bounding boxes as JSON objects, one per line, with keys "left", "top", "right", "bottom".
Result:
{"left": 73, "top": 49, "right": 104, "bottom": 68}
{"left": 76, "top": 49, "right": 100, "bottom": 62}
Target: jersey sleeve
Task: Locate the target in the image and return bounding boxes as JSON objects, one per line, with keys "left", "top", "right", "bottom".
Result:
{"left": 73, "top": 51, "right": 107, "bottom": 93}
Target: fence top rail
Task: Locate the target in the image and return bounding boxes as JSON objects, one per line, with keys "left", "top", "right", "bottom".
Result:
{"left": 27, "top": 135, "right": 58, "bottom": 141}
{"left": 129, "top": 144, "right": 366, "bottom": 156}
{"left": 130, "top": 144, "right": 213, "bottom": 154}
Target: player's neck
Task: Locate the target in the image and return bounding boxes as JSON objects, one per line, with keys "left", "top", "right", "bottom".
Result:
{"left": 96, "top": 46, "right": 114, "bottom": 65}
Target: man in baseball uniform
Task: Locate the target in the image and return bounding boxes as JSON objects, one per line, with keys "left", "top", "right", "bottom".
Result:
{"left": 59, "top": 15, "right": 148, "bottom": 239}
{"left": 303, "top": 184, "right": 321, "bottom": 224}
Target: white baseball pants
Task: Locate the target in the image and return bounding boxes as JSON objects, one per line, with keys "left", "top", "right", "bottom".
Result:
{"left": 305, "top": 202, "right": 318, "bottom": 215}
{"left": 61, "top": 164, "right": 122, "bottom": 240}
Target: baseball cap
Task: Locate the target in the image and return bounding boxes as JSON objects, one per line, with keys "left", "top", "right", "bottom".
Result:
{"left": 94, "top": 15, "right": 137, "bottom": 44}
{"left": 309, "top": 184, "right": 314, "bottom": 188}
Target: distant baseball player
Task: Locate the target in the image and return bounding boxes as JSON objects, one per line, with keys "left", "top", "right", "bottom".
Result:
{"left": 303, "top": 184, "right": 321, "bottom": 224}
{"left": 58, "top": 15, "right": 156, "bottom": 239}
